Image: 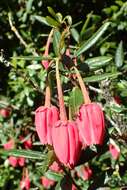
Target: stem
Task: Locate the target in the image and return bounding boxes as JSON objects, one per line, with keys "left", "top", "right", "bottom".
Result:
{"left": 44, "top": 29, "right": 54, "bottom": 56}
{"left": 56, "top": 58, "right": 67, "bottom": 121}
{"left": 44, "top": 85, "right": 51, "bottom": 107}
{"left": 74, "top": 67, "right": 91, "bottom": 104}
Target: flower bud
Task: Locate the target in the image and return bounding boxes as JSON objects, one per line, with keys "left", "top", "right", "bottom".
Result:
{"left": 8, "top": 156, "right": 18, "bottom": 167}
{"left": 109, "top": 141, "right": 120, "bottom": 160}
{"left": 18, "top": 157, "right": 25, "bottom": 167}
{"left": 35, "top": 106, "right": 59, "bottom": 145}
{"left": 4, "top": 139, "right": 15, "bottom": 150}
{"left": 52, "top": 120, "right": 81, "bottom": 168}
{"left": 41, "top": 176, "right": 55, "bottom": 188}
{"left": 20, "top": 171, "right": 30, "bottom": 190}
{"left": 76, "top": 103, "right": 105, "bottom": 146}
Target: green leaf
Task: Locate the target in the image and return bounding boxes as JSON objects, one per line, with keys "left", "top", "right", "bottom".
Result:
{"left": 69, "top": 87, "right": 84, "bottom": 118}
{"left": 85, "top": 56, "right": 112, "bottom": 70}
{"left": 11, "top": 56, "right": 52, "bottom": 61}
{"left": 115, "top": 41, "right": 124, "bottom": 68}
{"left": 80, "top": 11, "right": 93, "bottom": 38}
{"left": 45, "top": 171, "right": 63, "bottom": 181}
{"left": 84, "top": 72, "right": 121, "bottom": 82}
{"left": 75, "top": 22, "right": 110, "bottom": 56}
{"left": 47, "top": 7, "right": 56, "bottom": 18}
{"left": 56, "top": 13, "right": 63, "bottom": 23}
{"left": 0, "top": 149, "right": 45, "bottom": 160}
{"left": 71, "top": 28, "right": 79, "bottom": 42}
{"left": 26, "top": 0, "right": 34, "bottom": 12}
{"left": 33, "top": 15, "right": 50, "bottom": 26}
{"left": 64, "top": 15, "right": 72, "bottom": 25}
{"left": 46, "top": 16, "right": 61, "bottom": 28}
{"left": 53, "top": 30, "right": 61, "bottom": 56}
{"left": 27, "top": 64, "right": 42, "bottom": 70}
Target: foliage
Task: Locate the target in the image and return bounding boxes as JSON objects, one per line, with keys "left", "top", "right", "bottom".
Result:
{"left": 0, "top": 0, "right": 127, "bottom": 189}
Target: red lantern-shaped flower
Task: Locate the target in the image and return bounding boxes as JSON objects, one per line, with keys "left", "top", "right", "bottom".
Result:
{"left": 76, "top": 103, "right": 105, "bottom": 146}
{"left": 52, "top": 59, "right": 81, "bottom": 168}
{"left": 35, "top": 105, "right": 59, "bottom": 145}
{"left": 74, "top": 66, "right": 105, "bottom": 146}
{"left": 52, "top": 120, "right": 81, "bottom": 168}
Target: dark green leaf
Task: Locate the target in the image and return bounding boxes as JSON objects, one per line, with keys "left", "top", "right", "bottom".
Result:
{"left": 69, "top": 87, "right": 84, "bottom": 118}
{"left": 26, "top": 0, "right": 34, "bottom": 12}
{"left": 53, "top": 30, "right": 61, "bottom": 56}
{"left": 0, "top": 149, "right": 45, "bottom": 160}
{"left": 85, "top": 56, "right": 112, "bottom": 70}
{"left": 80, "top": 11, "right": 93, "bottom": 38}
{"left": 84, "top": 72, "right": 121, "bottom": 82}
{"left": 115, "top": 41, "right": 124, "bottom": 68}
{"left": 71, "top": 28, "right": 79, "bottom": 42}
{"left": 47, "top": 7, "right": 56, "bottom": 18}
{"left": 33, "top": 15, "right": 50, "bottom": 26}
{"left": 64, "top": 15, "right": 72, "bottom": 25}
{"left": 46, "top": 16, "right": 61, "bottom": 28}
{"left": 45, "top": 171, "right": 63, "bottom": 181}
{"left": 75, "top": 22, "right": 110, "bottom": 56}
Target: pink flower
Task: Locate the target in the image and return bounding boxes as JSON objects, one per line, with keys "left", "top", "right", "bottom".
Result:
{"left": 0, "top": 108, "right": 10, "bottom": 118}
{"left": 8, "top": 156, "right": 18, "bottom": 167}
{"left": 52, "top": 120, "right": 81, "bottom": 168}
{"left": 76, "top": 103, "right": 105, "bottom": 146}
{"left": 35, "top": 105, "right": 59, "bottom": 145}
{"left": 77, "top": 165, "right": 92, "bottom": 180}
{"left": 41, "top": 176, "right": 55, "bottom": 188}
{"left": 4, "top": 139, "right": 25, "bottom": 167}
{"left": 114, "top": 96, "right": 122, "bottom": 105}
{"left": 20, "top": 170, "right": 30, "bottom": 190}
{"left": 109, "top": 141, "right": 120, "bottom": 159}
{"left": 4, "top": 139, "right": 15, "bottom": 150}
{"left": 18, "top": 157, "right": 25, "bottom": 167}
{"left": 20, "top": 136, "right": 32, "bottom": 149}
{"left": 49, "top": 161, "right": 62, "bottom": 172}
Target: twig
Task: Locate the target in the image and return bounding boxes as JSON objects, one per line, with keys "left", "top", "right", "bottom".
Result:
{"left": 8, "top": 12, "right": 28, "bottom": 48}
{"left": 89, "top": 85, "right": 104, "bottom": 94}
{"left": 8, "top": 12, "right": 38, "bottom": 56}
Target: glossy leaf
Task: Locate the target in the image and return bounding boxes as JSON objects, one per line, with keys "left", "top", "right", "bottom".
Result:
{"left": 33, "top": 15, "right": 50, "bottom": 26}
{"left": 80, "top": 11, "right": 93, "bottom": 38}
{"left": 71, "top": 28, "right": 79, "bottom": 42}
{"left": 69, "top": 87, "right": 84, "bottom": 118}
{"left": 84, "top": 72, "right": 121, "bottom": 82}
{"left": 115, "top": 41, "right": 124, "bottom": 68}
{"left": 48, "top": 7, "right": 56, "bottom": 18}
{"left": 0, "top": 149, "right": 45, "bottom": 160}
{"left": 46, "top": 16, "right": 61, "bottom": 28}
{"left": 45, "top": 171, "right": 63, "bottom": 181}
{"left": 75, "top": 22, "right": 110, "bottom": 56}
{"left": 85, "top": 56, "right": 112, "bottom": 70}
{"left": 53, "top": 30, "right": 61, "bottom": 56}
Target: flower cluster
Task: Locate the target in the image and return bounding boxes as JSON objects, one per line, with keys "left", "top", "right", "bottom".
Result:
{"left": 35, "top": 32, "right": 105, "bottom": 169}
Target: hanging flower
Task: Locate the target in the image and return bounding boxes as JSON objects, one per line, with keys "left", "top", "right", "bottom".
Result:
{"left": 77, "top": 103, "right": 105, "bottom": 146}
{"left": 35, "top": 105, "right": 59, "bottom": 145}
{"left": 52, "top": 120, "right": 81, "bottom": 168}
{"left": 52, "top": 59, "right": 81, "bottom": 168}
